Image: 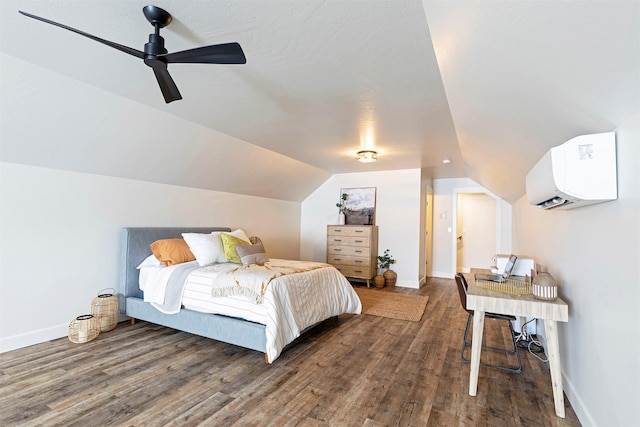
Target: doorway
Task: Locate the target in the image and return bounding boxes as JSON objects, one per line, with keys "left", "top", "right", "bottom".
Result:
{"left": 425, "top": 191, "right": 433, "bottom": 278}
{"left": 451, "top": 187, "right": 502, "bottom": 274}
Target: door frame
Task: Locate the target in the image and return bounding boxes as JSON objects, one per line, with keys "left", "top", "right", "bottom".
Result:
{"left": 451, "top": 187, "right": 502, "bottom": 274}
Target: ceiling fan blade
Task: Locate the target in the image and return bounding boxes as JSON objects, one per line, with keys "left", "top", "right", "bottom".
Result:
{"left": 19, "top": 10, "right": 144, "bottom": 59}
{"left": 161, "top": 42, "right": 246, "bottom": 64}
{"left": 151, "top": 65, "right": 182, "bottom": 103}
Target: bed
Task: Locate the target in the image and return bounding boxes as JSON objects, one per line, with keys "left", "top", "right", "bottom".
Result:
{"left": 119, "top": 227, "right": 361, "bottom": 363}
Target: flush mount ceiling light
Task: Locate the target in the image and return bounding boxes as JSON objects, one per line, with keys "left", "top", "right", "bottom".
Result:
{"left": 356, "top": 150, "right": 378, "bottom": 162}
{"left": 442, "top": 158, "right": 451, "bottom": 164}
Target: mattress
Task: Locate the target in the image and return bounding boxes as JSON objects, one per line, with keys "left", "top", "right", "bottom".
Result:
{"left": 139, "top": 261, "right": 267, "bottom": 323}
{"left": 182, "top": 284, "right": 267, "bottom": 324}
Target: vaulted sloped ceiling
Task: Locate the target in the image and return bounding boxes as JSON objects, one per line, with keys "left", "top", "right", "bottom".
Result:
{"left": 1, "top": 0, "right": 638, "bottom": 202}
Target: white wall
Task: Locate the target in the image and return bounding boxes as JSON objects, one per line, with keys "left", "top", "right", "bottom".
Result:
{"left": 431, "top": 177, "right": 512, "bottom": 278}
{"left": 301, "top": 169, "right": 422, "bottom": 288}
{"left": 512, "top": 111, "right": 640, "bottom": 427}
{"left": 0, "top": 162, "right": 300, "bottom": 352}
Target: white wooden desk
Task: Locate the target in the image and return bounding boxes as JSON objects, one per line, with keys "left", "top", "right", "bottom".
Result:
{"left": 466, "top": 272, "right": 569, "bottom": 418}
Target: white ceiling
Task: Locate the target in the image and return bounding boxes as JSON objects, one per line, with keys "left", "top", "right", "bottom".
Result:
{"left": 1, "top": 0, "right": 638, "bottom": 202}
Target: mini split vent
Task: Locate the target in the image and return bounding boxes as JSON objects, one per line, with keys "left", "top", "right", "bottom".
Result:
{"left": 526, "top": 132, "right": 617, "bottom": 210}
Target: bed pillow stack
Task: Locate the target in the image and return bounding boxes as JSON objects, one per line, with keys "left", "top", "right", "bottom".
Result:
{"left": 147, "top": 229, "right": 268, "bottom": 267}
{"left": 182, "top": 229, "right": 250, "bottom": 265}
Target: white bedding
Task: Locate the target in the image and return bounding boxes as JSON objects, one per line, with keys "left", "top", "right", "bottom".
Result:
{"left": 139, "top": 259, "right": 361, "bottom": 362}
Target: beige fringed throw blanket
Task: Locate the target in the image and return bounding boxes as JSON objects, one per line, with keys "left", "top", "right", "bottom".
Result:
{"left": 209, "top": 259, "right": 331, "bottom": 303}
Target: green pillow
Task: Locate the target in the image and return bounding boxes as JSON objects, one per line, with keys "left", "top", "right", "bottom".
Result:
{"left": 220, "top": 233, "right": 250, "bottom": 263}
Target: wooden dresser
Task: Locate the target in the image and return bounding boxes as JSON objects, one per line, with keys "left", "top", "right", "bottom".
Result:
{"left": 326, "top": 225, "right": 378, "bottom": 286}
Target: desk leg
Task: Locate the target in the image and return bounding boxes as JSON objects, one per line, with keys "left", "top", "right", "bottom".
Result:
{"left": 544, "top": 319, "right": 565, "bottom": 418}
{"left": 469, "top": 310, "right": 485, "bottom": 396}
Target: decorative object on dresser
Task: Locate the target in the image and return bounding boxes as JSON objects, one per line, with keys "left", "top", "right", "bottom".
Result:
{"left": 336, "top": 192, "right": 348, "bottom": 225}
{"left": 377, "top": 249, "right": 397, "bottom": 288}
{"left": 327, "top": 225, "right": 378, "bottom": 287}
{"left": 90, "top": 288, "right": 119, "bottom": 332}
{"left": 339, "top": 187, "right": 376, "bottom": 225}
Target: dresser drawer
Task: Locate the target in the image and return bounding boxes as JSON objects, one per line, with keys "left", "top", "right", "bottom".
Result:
{"left": 327, "top": 226, "right": 373, "bottom": 238}
{"left": 326, "top": 236, "right": 370, "bottom": 247}
{"left": 327, "top": 245, "right": 371, "bottom": 257}
{"left": 332, "top": 265, "right": 372, "bottom": 279}
{"left": 327, "top": 254, "right": 372, "bottom": 268}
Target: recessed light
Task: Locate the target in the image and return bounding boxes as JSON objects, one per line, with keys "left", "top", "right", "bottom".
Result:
{"left": 442, "top": 158, "right": 451, "bottom": 164}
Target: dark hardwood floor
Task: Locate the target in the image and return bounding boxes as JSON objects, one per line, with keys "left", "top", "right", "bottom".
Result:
{"left": 0, "top": 278, "right": 581, "bottom": 426}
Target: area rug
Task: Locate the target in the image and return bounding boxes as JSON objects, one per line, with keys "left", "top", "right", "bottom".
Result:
{"left": 354, "top": 287, "right": 429, "bottom": 322}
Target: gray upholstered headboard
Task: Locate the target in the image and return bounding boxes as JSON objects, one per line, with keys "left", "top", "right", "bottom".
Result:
{"left": 119, "top": 227, "right": 231, "bottom": 304}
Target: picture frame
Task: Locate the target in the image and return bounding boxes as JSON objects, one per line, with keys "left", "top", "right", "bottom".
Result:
{"left": 340, "top": 187, "right": 376, "bottom": 225}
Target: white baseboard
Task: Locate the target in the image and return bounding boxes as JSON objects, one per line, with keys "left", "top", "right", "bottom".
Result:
{"left": 562, "top": 371, "right": 595, "bottom": 427}
{"left": 395, "top": 279, "right": 420, "bottom": 289}
{"left": 537, "top": 326, "right": 593, "bottom": 427}
{"left": 0, "top": 323, "right": 68, "bottom": 353}
{"left": 431, "top": 271, "right": 455, "bottom": 279}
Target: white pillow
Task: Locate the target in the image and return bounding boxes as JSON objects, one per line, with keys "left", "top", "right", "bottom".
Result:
{"left": 226, "top": 228, "right": 250, "bottom": 243}
{"left": 181, "top": 232, "right": 226, "bottom": 266}
{"left": 136, "top": 254, "right": 164, "bottom": 269}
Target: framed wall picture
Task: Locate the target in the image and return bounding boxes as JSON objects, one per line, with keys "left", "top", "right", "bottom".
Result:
{"left": 340, "top": 187, "right": 376, "bottom": 225}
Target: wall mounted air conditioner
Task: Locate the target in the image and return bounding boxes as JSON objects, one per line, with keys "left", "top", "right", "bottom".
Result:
{"left": 526, "top": 132, "right": 617, "bottom": 210}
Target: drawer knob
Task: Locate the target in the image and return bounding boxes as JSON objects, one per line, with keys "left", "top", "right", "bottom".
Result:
{"left": 355, "top": 260, "right": 362, "bottom": 264}
{"left": 355, "top": 250, "right": 363, "bottom": 253}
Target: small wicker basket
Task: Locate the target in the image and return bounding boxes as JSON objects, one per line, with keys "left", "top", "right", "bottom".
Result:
{"left": 90, "top": 288, "right": 119, "bottom": 332}
{"left": 68, "top": 314, "right": 100, "bottom": 343}
{"left": 532, "top": 272, "right": 559, "bottom": 301}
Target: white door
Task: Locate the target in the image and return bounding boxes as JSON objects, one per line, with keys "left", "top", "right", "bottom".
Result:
{"left": 456, "top": 193, "right": 497, "bottom": 272}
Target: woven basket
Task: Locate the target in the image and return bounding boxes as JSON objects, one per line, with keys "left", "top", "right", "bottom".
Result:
{"left": 68, "top": 314, "right": 100, "bottom": 343}
{"left": 90, "top": 288, "right": 119, "bottom": 332}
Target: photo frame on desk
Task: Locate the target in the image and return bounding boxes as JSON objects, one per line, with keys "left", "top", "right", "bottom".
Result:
{"left": 340, "top": 187, "right": 376, "bottom": 225}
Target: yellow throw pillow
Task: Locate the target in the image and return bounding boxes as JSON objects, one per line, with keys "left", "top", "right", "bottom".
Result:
{"left": 220, "top": 233, "right": 250, "bottom": 263}
{"left": 149, "top": 238, "right": 195, "bottom": 266}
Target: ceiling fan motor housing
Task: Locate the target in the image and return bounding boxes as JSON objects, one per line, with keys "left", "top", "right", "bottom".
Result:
{"left": 144, "top": 33, "right": 168, "bottom": 67}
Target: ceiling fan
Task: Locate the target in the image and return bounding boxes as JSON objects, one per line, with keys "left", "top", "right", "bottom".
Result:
{"left": 19, "top": 5, "right": 246, "bottom": 103}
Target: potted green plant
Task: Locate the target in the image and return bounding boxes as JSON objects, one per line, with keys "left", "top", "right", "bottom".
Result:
{"left": 377, "top": 249, "right": 397, "bottom": 287}
{"left": 336, "top": 193, "right": 348, "bottom": 225}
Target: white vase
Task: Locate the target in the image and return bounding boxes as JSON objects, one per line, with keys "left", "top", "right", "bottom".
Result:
{"left": 339, "top": 211, "right": 346, "bottom": 225}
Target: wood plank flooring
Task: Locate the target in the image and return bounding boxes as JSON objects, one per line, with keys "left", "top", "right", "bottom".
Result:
{"left": 0, "top": 278, "right": 581, "bottom": 426}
